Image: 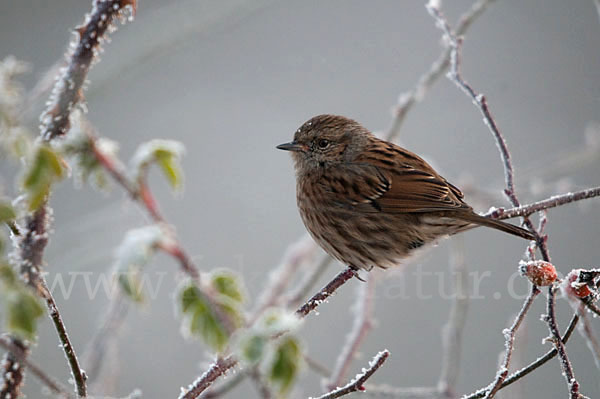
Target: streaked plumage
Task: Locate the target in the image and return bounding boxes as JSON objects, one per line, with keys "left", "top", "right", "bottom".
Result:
{"left": 277, "top": 114, "right": 534, "bottom": 270}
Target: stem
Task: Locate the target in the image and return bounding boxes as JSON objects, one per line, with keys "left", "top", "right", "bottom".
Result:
{"left": 312, "top": 350, "right": 390, "bottom": 399}
{"left": 483, "top": 285, "right": 540, "bottom": 399}
{"left": 463, "top": 313, "right": 579, "bottom": 399}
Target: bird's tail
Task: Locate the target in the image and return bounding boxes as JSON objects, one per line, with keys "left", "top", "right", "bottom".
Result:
{"left": 461, "top": 213, "right": 536, "bottom": 241}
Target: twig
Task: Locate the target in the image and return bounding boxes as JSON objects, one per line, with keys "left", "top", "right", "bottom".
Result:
{"left": 0, "top": 336, "right": 73, "bottom": 398}
{"left": 180, "top": 267, "right": 358, "bottom": 398}
{"left": 437, "top": 238, "right": 469, "bottom": 397}
{"left": 483, "top": 285, "right": 540, "bottom": 399}
{"left": 311, "top": 350, "right": 390, "bottom": 399}
{"left": 38, "top": 278, "right": 87, "bottom": 398}
{"left": 386, "top": 0, "right": 496, "bottom": 141}
{"left": 199, "top": 371, "right": 246, "bottom": 399}
{"left": 328, "top": 273, "right": 376, "bottom": 389}
{"left": 361, "top": 385, "right": 440, "bottom": 398}
{"left": 545, "top": 287, "right": 581, "bottom": 399}
{"left": 179, "top": 356, "right": 238, "bottom": 399}
{"left": 582, "top": 300, "right": 600, "bottom": 318}
{"left": 295, "top": 267, "right": 358, "bottom": 318}
{"left": 0, "top": 337, "right": 28, "bottom": 399}
{"left": 40, "top": 0, "right": 137, "bottom": 141}
{"left": 463, "top": 313, "right": 579, "bottom": 399}
{"left": 486, "top": 187, "right": 600, "bottom": 221}
{"left": 89, "top": 124, "right": 204, "bottom": 282}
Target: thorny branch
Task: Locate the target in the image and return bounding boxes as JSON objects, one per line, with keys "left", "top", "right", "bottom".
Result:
{"left": 311, "top": 350, "right": 390, "bottom": 399}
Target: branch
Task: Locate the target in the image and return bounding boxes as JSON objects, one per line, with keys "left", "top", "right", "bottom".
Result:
{"left": 545, "top": 287, "right": 581, "bottom": 399}
{"left": 486, "top": 186, "right": 600, "bottom": 220}
{"left": 328, "top": 273, "right": 376, "bottom": 389}
{"left": 180, "top": 267, "right": 359, "bottom": 398}
{"left": 385, "top": 0, "right": 496, "bottom": 141}
{"left": 39, "top": 278, "right": 87, "bottom": 398}
{"left": 311, "top": 350, "right": 390, "bottom": 399}
{"left": 0, "top": 336, "right": 73, "bottom": 398}
{"left": 483, "top": 285, "right": 540, "bottom": 399}
{"left": 463, "top": 313, "right": 579, "bottom": 399}
{"left": 40, "top": 0, "right": 137, "bottom": 141}
{"left": 295, "top": 267, "right": 358, "bottom": 318}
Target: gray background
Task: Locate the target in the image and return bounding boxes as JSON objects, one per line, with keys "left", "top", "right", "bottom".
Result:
{"left": 1, "top": 0, "right": 599, "bottom": 398}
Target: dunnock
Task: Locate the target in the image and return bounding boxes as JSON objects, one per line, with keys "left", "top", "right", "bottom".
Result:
{"left": 277, "top": 114, "right": 534, "bottom": 270}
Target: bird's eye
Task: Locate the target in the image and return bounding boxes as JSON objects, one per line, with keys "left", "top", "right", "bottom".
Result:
{"left": 317, "top": 139, "right": 330, "bottom": 149}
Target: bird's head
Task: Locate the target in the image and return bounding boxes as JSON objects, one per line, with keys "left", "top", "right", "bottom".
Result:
{"left": 277, "top": 114, "right": 371, "bottom": 174}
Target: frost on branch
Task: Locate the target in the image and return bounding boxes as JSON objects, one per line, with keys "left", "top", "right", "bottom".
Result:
{"left": 41, "top": 0, "right": 137, "bottom": 141}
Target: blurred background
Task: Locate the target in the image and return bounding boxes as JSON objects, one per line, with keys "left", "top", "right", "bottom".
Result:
{"left": 1, "top": 0, "right": 599, "bottom": 398}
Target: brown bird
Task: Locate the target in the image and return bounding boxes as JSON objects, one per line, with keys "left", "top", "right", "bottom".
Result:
{"left": 277, "top": 114, "right": 535, "bottom": 271}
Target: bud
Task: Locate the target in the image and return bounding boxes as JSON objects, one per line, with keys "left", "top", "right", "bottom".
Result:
{"left": 519, "top": 260, "right": 558, "bottom": 287}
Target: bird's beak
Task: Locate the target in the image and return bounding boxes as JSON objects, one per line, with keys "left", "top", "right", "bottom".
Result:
{"left": 276, "top": 141, "right": 307, "bottom": 152}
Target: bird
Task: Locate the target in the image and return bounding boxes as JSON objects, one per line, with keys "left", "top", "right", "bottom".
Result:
{"left": 276, "top": 114, "right": 535, "bottom": 271}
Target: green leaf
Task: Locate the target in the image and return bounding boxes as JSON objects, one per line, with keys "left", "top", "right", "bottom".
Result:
{"left": 211, "top": 269, "right": 245, "bottom": 303}
{"left": 6, "top": 291, "right": 44, "bottom": 340}
{"left": 0, "top": 201, "right": 16, "bottom": 223}
{"left": 179, "top": 283, "right": 229, "bottom": 352}
{"left": 22, "top": 145, "right": 64, "bottom": 210}
{"left": 131, "top": 139, "right": 185, "bottom": 191}
{"left": 269, "top": 336, "right": 302, "bottom": 395}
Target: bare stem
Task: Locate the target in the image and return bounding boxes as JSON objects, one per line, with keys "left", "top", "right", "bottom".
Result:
{"left": 486, "top": 186, "right": 600, "bottom": 221}
{"left": 463, "top": 313, "right": 579, "bottom": 399}
{"left": 545, "top": 287, "right": 581, "bottom": 399}
{"left": 39, "top": 279, "right": 87, "bottom": 397}
{"left": 483, "top": 285, "right": 540, "bottom": 399}
{"left": 312, "top": 350, "right": 390, "bottom": 399}
{"left": 295, "top": 267, "right": 358, "bottom": 318}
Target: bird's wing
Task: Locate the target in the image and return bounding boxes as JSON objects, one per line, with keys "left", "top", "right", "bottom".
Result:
{"left": 318, "top": 161, "right": 470, "bottom": 214}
